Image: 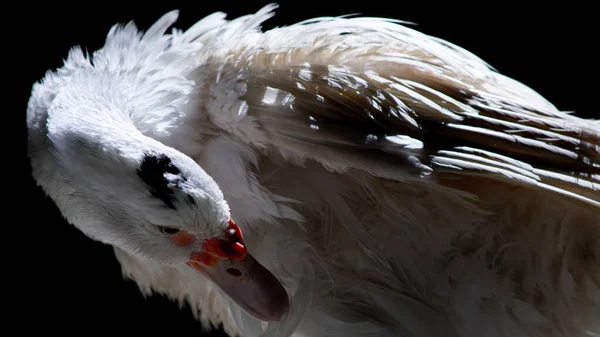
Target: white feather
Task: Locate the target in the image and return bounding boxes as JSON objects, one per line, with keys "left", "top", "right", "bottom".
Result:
{"left": 27, "top": 4, "right": 599, "bottom": 337}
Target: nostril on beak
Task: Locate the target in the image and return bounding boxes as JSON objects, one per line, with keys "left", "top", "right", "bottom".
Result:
{"left": 226, "top": 268, "right": 242, "bottom": 277}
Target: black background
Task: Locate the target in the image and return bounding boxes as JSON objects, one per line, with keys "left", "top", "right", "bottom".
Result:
{"left": 11, "top": 1, "right": 586, "bottom": 335}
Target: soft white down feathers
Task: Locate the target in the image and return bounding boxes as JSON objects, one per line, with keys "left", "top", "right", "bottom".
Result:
{"left": 27, "top": 4, "right": 599, "bottom": 337}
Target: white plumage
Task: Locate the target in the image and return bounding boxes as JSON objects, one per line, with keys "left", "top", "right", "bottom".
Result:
{"left": 26, "top": 4, "right": 599, "bottom": 337}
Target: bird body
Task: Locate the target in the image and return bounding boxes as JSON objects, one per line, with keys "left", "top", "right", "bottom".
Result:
{"left": 27, "top": 4, "right": 599, "bottom": 337}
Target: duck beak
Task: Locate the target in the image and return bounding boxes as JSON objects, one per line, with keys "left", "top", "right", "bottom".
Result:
{"left": 186, "top": 220, "right": 290, "bottom": 322}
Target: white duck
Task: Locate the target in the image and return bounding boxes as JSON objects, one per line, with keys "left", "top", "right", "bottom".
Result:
{"left": 26, "top": 4, "right": 598, "bottom": 337}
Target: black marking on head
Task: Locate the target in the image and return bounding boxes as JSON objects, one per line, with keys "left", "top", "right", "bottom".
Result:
{"left": 187, "top": 194, "right": 196, "bottom": 206}
{"left": 137, "top": 153, "right": 182, "bottom": 209}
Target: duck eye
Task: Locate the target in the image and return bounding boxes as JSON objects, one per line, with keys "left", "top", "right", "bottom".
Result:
{"left": 159, "top": 226, "right": 180, "bottom": 235}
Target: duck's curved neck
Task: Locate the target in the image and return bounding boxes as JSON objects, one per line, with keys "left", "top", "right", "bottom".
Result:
{"left": 30, "top": 84, "right": 165, "bottom": 197}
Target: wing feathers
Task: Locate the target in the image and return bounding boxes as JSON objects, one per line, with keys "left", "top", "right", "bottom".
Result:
{"left": 203, "top": 14, "right": 599, "bottom": 209}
